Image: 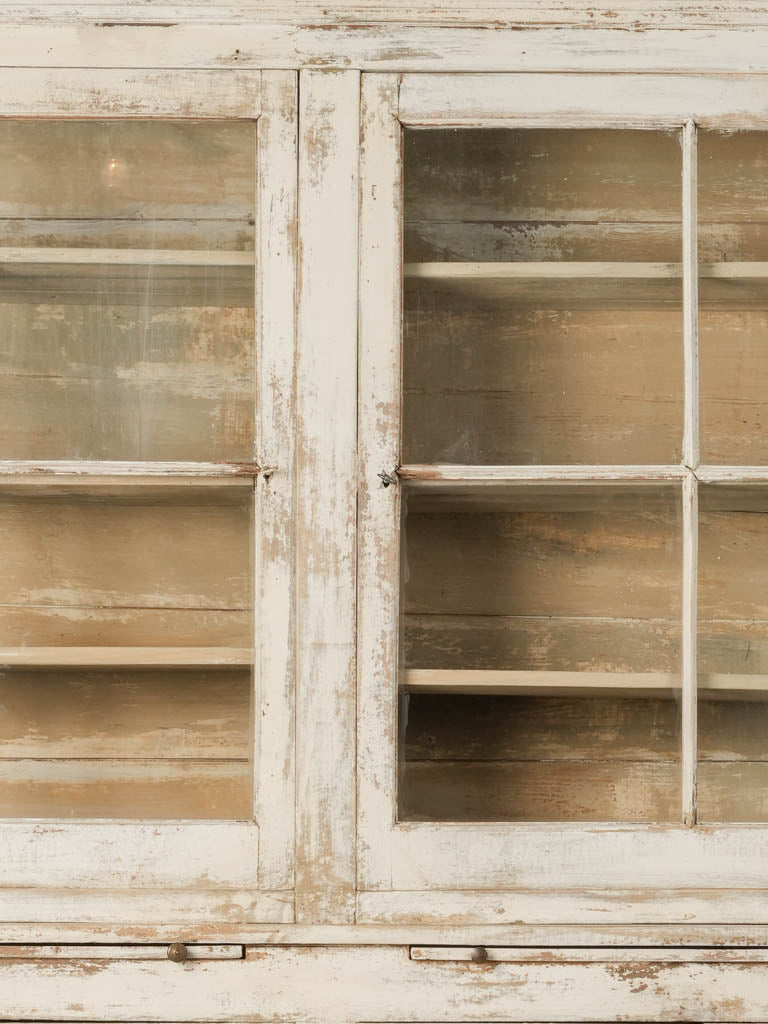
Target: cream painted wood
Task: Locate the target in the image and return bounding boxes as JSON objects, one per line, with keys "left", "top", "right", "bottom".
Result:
{"left": 254, "top": 70, "right": 298, "bottom": 893}
{"left": 0, "top": 67, "right": 262, "bottom": 116}
{"left": 0, "top": 69, "right": 297, "bottom": 922}
{"left": 295, "top": 69, "right": 359, "bottom": 924}
{"left": 7, "top": 23, "right": 768, "bottom": 76}
{"left": 0, "top": 945, "right": 244, "bottom": 960}
{"left": 356, "top": 70, "right": 768, "bottom": 915}
{"left": 7, "top": 945, "right": 768, "bottom": 1022}
{"left": 358, "top": 72, "right": 403, "bottom": 893}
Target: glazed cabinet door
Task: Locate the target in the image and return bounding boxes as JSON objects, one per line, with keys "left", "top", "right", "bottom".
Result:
{"left": 0, "top": 69, "right": 296, "bottom": 925}
{"left": 357, "top": 72, "right": 768, "bottom": 924}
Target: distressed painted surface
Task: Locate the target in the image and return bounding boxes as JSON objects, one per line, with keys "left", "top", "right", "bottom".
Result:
{"left": 5, "top": 945, "right": 768, "bottom": 1021}
{"left": 295, "top": 69, "right": 359, "bottom": 923}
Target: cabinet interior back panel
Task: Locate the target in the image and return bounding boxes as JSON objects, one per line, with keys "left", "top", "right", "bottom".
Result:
{"left": 402, "top": 128, "right": 685, "bottom": 466}
{"left": 399, "top": 485, "right": 684, "bottom": 823}
{"left": 0, "top": 120, "right": 256, "bottom": 462}
{"left": 0, "top": 485, "right": 253, "bottom": 819}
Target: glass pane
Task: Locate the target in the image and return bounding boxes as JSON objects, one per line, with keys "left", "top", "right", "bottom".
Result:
{"left": 699, "top": 131, "right": 768, "bottom": 465}
{"left": 698, "top": 484, "right": 768, "bottom": 821}
{"left": 399, "top": 483, "right": 682, "bottom": 822}
{"left": 0, "top": 120, "right": 255, "bottom": 461}
{"left": 402, "top": 128, "right": 684, "bottom": 466}
{"left": 0, "top": 481, "right": 253, "bottom": 819}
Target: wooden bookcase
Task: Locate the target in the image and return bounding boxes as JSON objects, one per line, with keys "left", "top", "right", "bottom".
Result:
{"left": 5, "top": 9, "right": 768, "bottom": 1024}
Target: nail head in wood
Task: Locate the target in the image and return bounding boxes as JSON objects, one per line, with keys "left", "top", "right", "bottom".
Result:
{"left": 378, "top": 470, "right": 396, "bottom": 488}
{"left": 471, "top": 946, "right": 489, "bottom": 963}
{"left": 167, "top": 942, "right": 188, "bottom": 964}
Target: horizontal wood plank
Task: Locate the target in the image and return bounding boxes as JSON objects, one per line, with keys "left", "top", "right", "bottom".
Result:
{"left": 0, "top": 666, "right": 249, "bottom": 759}
{"left": 0, "top": 645, "right": 252, "bottom": 666}
{"left": 0, "top": 757, "right": 249, "bottom": 819}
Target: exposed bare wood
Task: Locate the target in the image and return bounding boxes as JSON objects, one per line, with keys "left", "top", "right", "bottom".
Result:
{"left": 0, "top": 757, "right": 249, "bottom": 819}
{"left": 0, "top": 247, "right": 253, "bottom": 265}
{"left": 402, "top": 760, "right": 680, "bottom": 822}
{"left": 0, "top": 666, "right": 249, "bottom": 759}
{"left": 0, "top": 646, "right": 251, "bottom": 666}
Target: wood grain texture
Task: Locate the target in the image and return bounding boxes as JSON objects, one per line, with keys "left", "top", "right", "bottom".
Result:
{"left": 0, "top": 667, "right": 249, "bottom": 758}
{"left": 295, "top": 69, "right": 359, "bottom": 922}
{"left": 401, "top": 760, "right": 680, "bottom": 822}
{"left": 403, "top": 306, "right": 683, "bottom": 465}
{"left": 0, "top": 757, "right": 249, "bottom": 820}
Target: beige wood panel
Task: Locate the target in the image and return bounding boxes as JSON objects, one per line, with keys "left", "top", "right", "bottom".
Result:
{"left": 0, "top": 120, "right": 255, "bottom": 231}
{"left": 406, "top": 220, "right": 768, "bottom": 264}
{"left": 0, "top": 757, "right": 249, "bottom": 819}
{"left": 0, "top": 606, "right": 250, "bottom": 646}
{"left": 700, "top": 311, "right": 768, "bottom": 464}
{"left": 0, "top": 266, "right": 254, "bottom": 306}
{"left": 699, "top": 762, "right": 768, "bottom": 822}
{"left": 403, "top": 306, "right": 683, "bottom": 465}
{"left": 403, "top": 488, "right": 682, "bottom": 621}
{"left": 0, "top": 218, "right": 253, "bottom": 251}
{"left": 0, "top": 490, "right": 252, "bottom": 641}
{"left": 700, "top": 488, "right": 768, "bottom": 620}
{"left": 400, "top": 760, "right": 679, "bottom": 822}
{"left": 699, "top": 130, "right": 768, "bottom": 223}
{"left": 404, "top": 613, "right": 681, "bottom": 673}
{"left": 0, "top": 668, "right": 249, "bottom": 759}
{"left": 0, "top": 302, "right": 254, "bottom": 461}
{"left": 404, "top": 692, "right": 768, "bottom": 762}
{"left": 404, "top": 128, "right": 682, "bottom": 225}
{"left": 404, "top": 694, "right": 680, "bottom": 762}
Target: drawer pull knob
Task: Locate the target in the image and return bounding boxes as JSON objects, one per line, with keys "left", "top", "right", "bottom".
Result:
{"left": 471, "top": 946, "right": 488, "bottom": 963}
{"left": 167, "top": 942, "right": 188, "bottom": 963}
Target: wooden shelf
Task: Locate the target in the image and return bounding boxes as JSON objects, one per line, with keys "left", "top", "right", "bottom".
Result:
{"left": 0, "top": 461, "right": 259, "bottom": 490}
{"left": 0, "top": 647, "right": 253, "bottom": 668}
{"left": 404, "top": 261, "right": 768, "bottom": 309}
{"left": 0, "top": 247, "right": 253, "bottom": 266}
{"left": 403, "top": 669, "right": 768, "bottom": 698}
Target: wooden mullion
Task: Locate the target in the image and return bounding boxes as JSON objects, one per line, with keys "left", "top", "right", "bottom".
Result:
{"left": 681, "top": 118, "right": 699, "bottom": 826}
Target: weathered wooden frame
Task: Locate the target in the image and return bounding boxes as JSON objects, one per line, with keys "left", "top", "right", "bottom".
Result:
{"left": 0, "top": 68, "right": 297, "bottom": 925}
{"left": 357, "top": 71, "right": 768, "bottom": 923}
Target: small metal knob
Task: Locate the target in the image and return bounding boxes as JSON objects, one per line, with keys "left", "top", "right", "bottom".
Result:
{"left": 471, "top": 946, "right": 488, "bottom": 963}
{"left": 167, "top": 942, "right": 188, "bottom": 964}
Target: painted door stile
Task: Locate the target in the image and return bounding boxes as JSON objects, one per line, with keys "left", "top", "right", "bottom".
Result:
{"left": 295, "top": 69, "right": 359, "bottom": 924}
